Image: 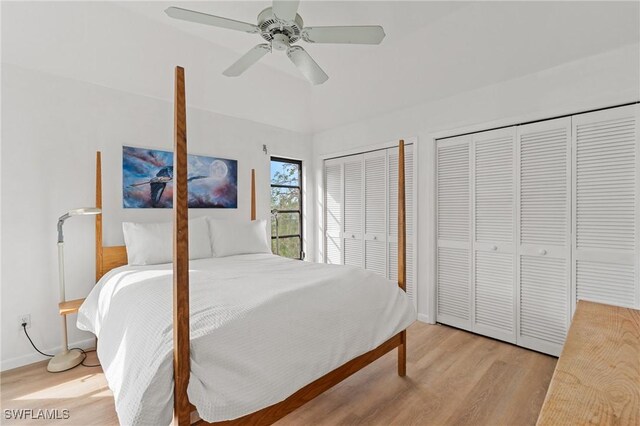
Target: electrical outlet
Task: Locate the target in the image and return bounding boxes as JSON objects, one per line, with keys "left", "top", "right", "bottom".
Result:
{"left": 19, "top": 314, "right": 31, "bottom": 329}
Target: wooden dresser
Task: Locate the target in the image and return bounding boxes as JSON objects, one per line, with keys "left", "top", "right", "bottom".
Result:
{"left": 537, "top": 300, "right": 640, "bottom": 425}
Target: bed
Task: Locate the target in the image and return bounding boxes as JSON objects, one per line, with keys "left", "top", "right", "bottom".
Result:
{"left": 81, "top": 66, "right": 415, "bottom": 425}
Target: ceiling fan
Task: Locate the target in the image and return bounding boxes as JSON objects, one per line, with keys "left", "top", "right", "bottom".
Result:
{"left": 165, "top": 1, "right": 386, "bottom": 85}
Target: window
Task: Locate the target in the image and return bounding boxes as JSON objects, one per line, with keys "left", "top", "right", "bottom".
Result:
{"left": 270, "top": 157, "right": 304, "bottom": 259}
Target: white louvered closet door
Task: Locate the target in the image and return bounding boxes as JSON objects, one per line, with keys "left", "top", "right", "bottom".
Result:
{"left": 324, "top": 159, "right": 343, "bottom": 265}
{"left": 323, "top": 143, "right": 417, "bottom": 306}
{"left": 572, "top": 105, "right": 640, "bottom": 310}
{"left": 472, "top": 128, "right": 516, "bottom": 343}
{"left": 437, "top": 135, "right": 472, "bottom": 330}
{"left": 389, "top": 144, "right": 416, "bottom": 306}
{"left": 364, "top": 150, "right": 388, "bottom": 276}
{"left": 343, "top": 155, "right": 364, "bottom": 267}
{"left": 517, "top": 118, "right": 571, "bottom": 356}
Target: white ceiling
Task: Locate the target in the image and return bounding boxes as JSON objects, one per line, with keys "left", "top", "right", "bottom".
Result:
{"left": 119, "top": 1, "right": 640, "bottom": 132}
{"left": 119, "top": 1, "right": 468, "bottom": 81}
{"left": 3, "top": 1, "right": 639, "bottom": 134}
{"left": 308, "top": 1, "right": 640, "bottom": 131}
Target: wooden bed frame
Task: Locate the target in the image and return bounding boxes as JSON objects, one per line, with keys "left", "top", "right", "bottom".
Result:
{"left": 94, "top": 66, "right": 409, "bottom": 425}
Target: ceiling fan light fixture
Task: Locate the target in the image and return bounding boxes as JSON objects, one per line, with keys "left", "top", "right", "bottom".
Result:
{"left": 271, "top": 33, "right": 290, "bottom": 51}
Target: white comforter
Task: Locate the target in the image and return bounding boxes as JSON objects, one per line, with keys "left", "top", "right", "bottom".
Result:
{"left": 78, "top": 254, "right": 415, "bottom": 425}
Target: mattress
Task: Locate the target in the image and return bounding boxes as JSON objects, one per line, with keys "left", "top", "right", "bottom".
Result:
{"left": 78, "top": 254, "right": 416, "bottom": 425}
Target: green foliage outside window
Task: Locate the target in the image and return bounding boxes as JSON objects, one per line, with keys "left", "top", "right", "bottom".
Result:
{"left": 270, "top": 159, "right": 303, "bottom": 259}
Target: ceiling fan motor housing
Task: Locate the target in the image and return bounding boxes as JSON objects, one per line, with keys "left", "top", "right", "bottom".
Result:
{"left": 257, "top": 7, "right": 304, "bottom": 45}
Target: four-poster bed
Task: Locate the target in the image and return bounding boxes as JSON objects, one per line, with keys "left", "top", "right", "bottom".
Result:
{"left": 87, "top": 66, "right": 412, "bottom": 425}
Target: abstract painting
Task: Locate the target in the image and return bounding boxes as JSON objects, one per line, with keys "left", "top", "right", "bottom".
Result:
{"left": 123, "top": 146, "right": 237, "bottom": 208}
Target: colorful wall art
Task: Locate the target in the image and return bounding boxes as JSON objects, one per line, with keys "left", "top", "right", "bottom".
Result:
{"left": 123, "top": 146, "right": 238, "bottom": 208}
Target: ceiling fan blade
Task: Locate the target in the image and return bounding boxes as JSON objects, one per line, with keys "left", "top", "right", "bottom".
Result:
{"left": 272, "top": 0, "right": 300, "bottom": 22}
{"left": 302, "top": 26, "right": 385, "bottom": 44}
{"left": 286, "top": 46, "right": 328, "bottom": 85}
{"left": 223, "top": 44, "right": 271, "bottom": 77}
{"left": 165, "top": 7, "right": 259, "bottom": 34}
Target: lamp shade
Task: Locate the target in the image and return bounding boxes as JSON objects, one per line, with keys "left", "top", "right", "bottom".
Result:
{"left": 67, "top": 207, "right": 101, "bottom": 216}
{"left": 57, "top": 207, "right": 102, "bottom": 243}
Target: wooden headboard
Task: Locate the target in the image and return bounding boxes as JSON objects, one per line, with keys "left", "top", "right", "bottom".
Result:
{"left": 95, "top": 152, "right": 127, "bottom": 281}
{"left": 94, "top": 151, "right": 257, "bottom": 282}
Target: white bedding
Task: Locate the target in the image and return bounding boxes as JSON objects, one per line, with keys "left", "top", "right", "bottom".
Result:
{"left": 78, "top": 254, "right": 415, "bottom": 425}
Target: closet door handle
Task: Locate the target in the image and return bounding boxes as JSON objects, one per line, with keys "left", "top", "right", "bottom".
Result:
{"left": 491, "top": 245, "right": 498, "bottom": 251}
{"left": 351, "top": 234, "right": 355, "bottom": 239}
{"left": 373, "top": 236, "right": 378, "bottom": 240}
{"left": 539, "top": 249, "right": 547, "bottom": 255}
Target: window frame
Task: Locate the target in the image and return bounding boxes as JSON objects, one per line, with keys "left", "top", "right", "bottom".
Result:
{"left": 270, "top": 156, "right": 304, "bottom": 260}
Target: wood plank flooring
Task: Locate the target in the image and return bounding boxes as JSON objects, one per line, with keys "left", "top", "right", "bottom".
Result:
{"left": 1, "top": 322, "right": 556, "bottom": 425}
{"left": 0, "top": 351, "right": 117, "bottom": 425}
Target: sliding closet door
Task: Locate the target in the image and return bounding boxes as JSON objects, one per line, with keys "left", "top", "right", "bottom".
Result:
{"left": 343, "top": 155, "right": 364, "bottom": 267}
{"left": 324, "top": 159, "right": 343, "bottom": 264}
{"left": 389, "top": 144, "right": 416, "bottom": 306}
{"left": 364, "top": 151, "right": 388, "bottom": 276}
{"left": 437, "top": 135, "right": 472, "bottom": 330}
{"left": 572, "top": 105, "right": 640, "bottom": 310}
{"left": 517, "top": 118, "right": 571, "bottom": 356}
{"left": 472, "top": 128, "right": 516, "bottom": 343}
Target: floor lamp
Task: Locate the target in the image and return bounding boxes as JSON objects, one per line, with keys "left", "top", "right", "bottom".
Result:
{"left": 48, "top": 207, "right": 101, "bottom": 373}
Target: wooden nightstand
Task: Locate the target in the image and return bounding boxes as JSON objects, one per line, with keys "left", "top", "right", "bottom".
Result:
{"left": 58, "top": 298, "right": 85, "bottom": 316}
{"left": 58, "top": 297, "right": 96, "bottom": 350}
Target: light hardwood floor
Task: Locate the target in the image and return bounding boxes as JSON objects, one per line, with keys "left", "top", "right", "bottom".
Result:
{"left": 1, "top": 322, "right": 556, "bottom": 425}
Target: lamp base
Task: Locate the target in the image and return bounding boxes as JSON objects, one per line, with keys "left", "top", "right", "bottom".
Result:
{"left": 47, "top": 349, "right": 84, "bottom": 373}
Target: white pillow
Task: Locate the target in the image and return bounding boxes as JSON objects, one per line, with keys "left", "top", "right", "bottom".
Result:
{"left": 122, "top": 217, "right": 213, "bottom": 265}
{"left": 207, "top": 218, "right": 271, "bottom": 257}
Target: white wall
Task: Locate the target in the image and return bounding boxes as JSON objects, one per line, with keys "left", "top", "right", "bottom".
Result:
{"left": 0, "top": 0, "right": 315, "bottom": 371}
{"left": 0, "top": 63, "right": 313, "bottom": 371}
{"left": 0, "top": 1, "right": 312, "bottom": 133}
{"left": 312, "top": 43, "right": 640, "bottom": 323}
{"left": 307, "top": 1, "right": 640, "bottom": 132}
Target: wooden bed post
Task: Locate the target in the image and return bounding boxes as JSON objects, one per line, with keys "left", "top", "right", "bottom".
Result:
{"left": 397, "top": 140, "right": 407, "bottom": 377}
{"left": 173, "top": 66, "right": 191, "bottom": 426}
{"left": 95, "top": 152, "right": 103, "bottom": 283}
{"left": 251, "top": 169, "right": 256, "bottom": 221}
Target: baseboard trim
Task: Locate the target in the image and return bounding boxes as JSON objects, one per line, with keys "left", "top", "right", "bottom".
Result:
{"left": 1, "top": 338, "right": 96, "bottom": 372}
{"left": 417, "top": 313, "right": 434, "bottom": 324}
